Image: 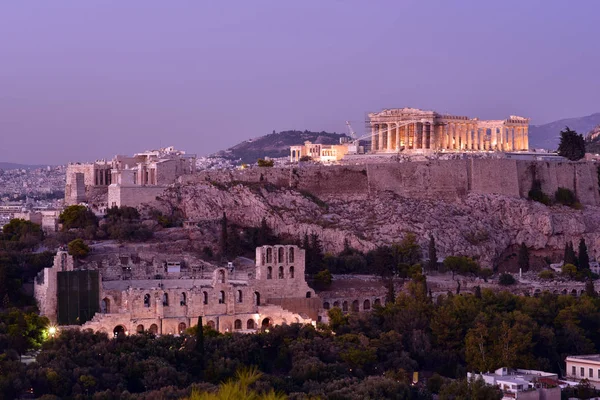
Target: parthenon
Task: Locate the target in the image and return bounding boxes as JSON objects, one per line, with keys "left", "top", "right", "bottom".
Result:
{"left": 369, "top": 108, "right": 529, "bottom": 153}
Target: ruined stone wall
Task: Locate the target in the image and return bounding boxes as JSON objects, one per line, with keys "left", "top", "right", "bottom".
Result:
{"left": 108, "top": 185, "right": 167, "bottom": 208}
{"left": 189, "top": 160, "right": 600, "bottom": 205}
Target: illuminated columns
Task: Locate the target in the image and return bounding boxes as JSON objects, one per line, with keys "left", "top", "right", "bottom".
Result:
{"left": 387, "top": 123, "right": 393, "bottom": 151}
{"left": 371, "top": 124, "right": 376, "bottom": 152}
{"left": 378, "top": 124, "right": 384, "bottom": 151}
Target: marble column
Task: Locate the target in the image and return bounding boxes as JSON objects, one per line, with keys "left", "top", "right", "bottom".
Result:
{"left": 523, "top": 125, "right": 529, "bottom": 150}
{"left": 378, "top": 124, "right": 384, "bottom": 151}
{"left": 371, "top": 124, "right": 376, "bottom": 152}
{"left": 387, "top": 123, "right": 393, "bottom": 152}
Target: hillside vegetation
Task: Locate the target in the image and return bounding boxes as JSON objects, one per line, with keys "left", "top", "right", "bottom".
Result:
{"left": 213, "top": 130, "right": 350, "bottom": 164}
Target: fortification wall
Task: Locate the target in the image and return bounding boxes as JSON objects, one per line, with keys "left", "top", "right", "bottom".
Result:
{"left": 188, "top": 160, "right": 600, "bottom": 206}
{"left": 108, "top": 185, "right": 167, "bottom": 208}
{"left": 516, "top": 161, "right": 600, "bottom": 206}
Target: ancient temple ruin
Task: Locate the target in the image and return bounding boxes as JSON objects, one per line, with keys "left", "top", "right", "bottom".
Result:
{"left": 368, "top": 108, "right": 529, "bottom": 153}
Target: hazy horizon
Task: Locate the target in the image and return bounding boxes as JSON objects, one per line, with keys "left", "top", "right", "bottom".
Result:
{"left": 2, "top": 1, "right": 600, "bottom": 164}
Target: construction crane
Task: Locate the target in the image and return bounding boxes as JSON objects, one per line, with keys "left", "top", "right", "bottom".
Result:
{"left": 345, "top": 121, "right": 358, "bottom": 139}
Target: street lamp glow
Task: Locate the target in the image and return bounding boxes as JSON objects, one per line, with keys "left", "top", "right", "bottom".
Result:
{"left": 48, "top": 326, "right": 57, "bottom": 337}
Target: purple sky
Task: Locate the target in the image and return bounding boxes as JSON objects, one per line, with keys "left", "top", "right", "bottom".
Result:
{"left": 1, "top": 1, "right": 599, "bottom": 165}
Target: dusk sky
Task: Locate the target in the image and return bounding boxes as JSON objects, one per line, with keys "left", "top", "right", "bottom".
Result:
{"left": 1, "top": 1, "right": 599, "bottom": 165}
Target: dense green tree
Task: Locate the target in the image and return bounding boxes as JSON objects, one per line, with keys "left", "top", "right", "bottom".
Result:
{"left": 579, "top": 238, "right": 590, "bottom": 270}
{"left": 557, "top": 127, "right": 585, "bottom": 161}
{"left": 499, "top": 273, "right": 516, "bottom": 285}
{"left": 443, "top": 256, "right": 480, "bottom": 278}
{"left": 555, "top": 187, "right": 577, "bottom": 207}
{"left": 314, "top": 269, "right": 332, "bottom": 290}
{"left": 439, "top": 377, "right": 502, "bottom": 400}
{"left": 257, "top": 158, "right": 274, "bottom": 167}
{"left": 562, "top": 263, "right": 578, "bottom": 279}
{"left": 59, "top": 205, "right": 98, "bottom": 230}
{"left": 67, "top": 238, "right": 89, "bottom": 258}
{"left": 1, "top": 218, "right": 44, "bottom": 246}
{"left": 518, "top": 243, "right": 530, "bottom": 272}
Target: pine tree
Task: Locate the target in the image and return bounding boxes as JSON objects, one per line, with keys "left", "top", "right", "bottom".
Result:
{"left": 219, "top": 212, "right": 228, "bottom": 256}
{"left": 579, "top": 238, "right": 590, "bottom": 270}
{"left": 518, "top": 243, "right": 530, "bottom": 272}
{"left": 557, "top": 127, "right": 585, "bottom": 161}
{"left": 427, "top": 235, "right": 437, "bottom": 272}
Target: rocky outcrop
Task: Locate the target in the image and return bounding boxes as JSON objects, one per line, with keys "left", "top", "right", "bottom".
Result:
{"left": 154, "top": 178, "right": 600, "bottom": 268}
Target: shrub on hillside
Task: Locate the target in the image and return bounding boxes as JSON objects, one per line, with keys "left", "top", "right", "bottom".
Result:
{"left": 499, "top": 273, "right": 516, "bottom": 285}
{"left": 538, "top": 270, "right": 555, "bottom": 280}
{"left": 555, "top": 187, "right": 577, "bottom": 207}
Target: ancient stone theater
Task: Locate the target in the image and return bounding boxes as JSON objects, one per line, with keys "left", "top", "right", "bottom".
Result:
{"left": 368, "top": 108, "right": 529, "bottom": 153}
{"left": 34, "top": 245, "right": 328, "bottom": 336}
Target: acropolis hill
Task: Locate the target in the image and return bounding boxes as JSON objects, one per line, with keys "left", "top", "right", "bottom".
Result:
{"left": 155, "top": 157, "right": 600, "bottom": 269}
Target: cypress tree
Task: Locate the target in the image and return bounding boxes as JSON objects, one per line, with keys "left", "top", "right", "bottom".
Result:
{"left": 427, "top": 235, "right": 437, "bottom": 272}
{"left": 585, "top": 279, "right": 596, "bottom": 297}
{"left": 564, "top": 241, "right": 577, "bottom": 266}
{"left": 518, "top": 243, "right": 530, "bottom": 272}
{"left": 195, "top": 316, "right": 205, "bottom": 371}
{"left": 578, "top": 238, "right": 590, "bottom": 270}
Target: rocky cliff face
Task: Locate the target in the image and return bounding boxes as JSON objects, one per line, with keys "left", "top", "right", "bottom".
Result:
{"left": 155, "top": 179, "right": 600, "bottom": 268}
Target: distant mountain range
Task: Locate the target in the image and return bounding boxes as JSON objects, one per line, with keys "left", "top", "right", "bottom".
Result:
{"left": 213, "top": 130, "right": 350, "bottom": 164}
{"left": 529, "top": 112, "right": 600, "bottom": 150}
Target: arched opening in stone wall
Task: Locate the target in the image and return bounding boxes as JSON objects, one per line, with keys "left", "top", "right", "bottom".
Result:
{"left": 278, "top": 247, "right": 284, "bottom": 263}
{"left": 289, "top": 266, "right": 294, "bottom": 279}
{"left": 267, "top": 267, "right": 272, "bottom": 279}
{"left": 234, "top": 319, "right": 242, "bottom": 330}
{"left": 237, "top": 290, "right": 243, "bottom": 303}
{"left": 261, "top": 318, "right": 271, "bottom": 330}
{"left": 101, "top": 298, "right": 110, "bottom": 313}
{"left": 207, "top": 320, "right": 216, "bottom": 330}
{"left": 374, "top": 298, "right": 381, "bottom": 306}
{"left": 162, "top": 293, "right": 169, "bottom": 306}
{"left": 113, "top": 325, "right": 126, "bottom": 338}
{"left": 266, "top": 248, "right": 272, "bottom": 263}
{"left": 333, "top": 301, "right": 340, "bottom": 308}
{"left": 255, "top": 292, "right": 261, "bottom": 306}
{"left": 352, "top": 300, "right": 359, "bottom": 312}
{"left": 571, "top": 289, "right": 578, "bottom": 297}
{"left": 218, "top": 269, "right": 225, "bottom": 283}
{"left": 363, "top": 299, "right": 371, "bottom": 310}
{"left": 144, "top": 294, "right": 151, "bottom": 307}
{"left": 203, "top": 291, "right": 208, "bottom": 304}
{"left": 180, "top": 292, "right": 186, "bottom": 306}
{"left": 178, "top": 322, "right": 187, "bottom": 334}
{"left": 136, "top": 324, "right": 144, "bottom": 333}
{"left": 149, "top": 324, "right": 158, "bottom": 335}
{"left": 289, "top": 248, "right": 294, "bottom": 263}
{"left": 247, "top": 319, "right": 255, "bottom": 329}
{"left": 219, "top": 291, "right": 225, "bottom": 304}
{"left": 278, "top": 266, "right": 284, "bottom": 279}
{"left": 306, "top": 291, "right": 312, "bottom": 298}
{"left": 562, "top": 289, "right": 567, "bottom": 295}
{"left": 342, "top": 301, "right": 348, "bottom": 312}
{"left": 323, "top": 302, "right": 330, "bottom": 310}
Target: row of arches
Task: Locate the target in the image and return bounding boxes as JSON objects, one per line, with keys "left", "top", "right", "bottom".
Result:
{"left": 322, "top": 298, "right": 382, "bottom": 313}
{"left": 264, "top": 247, "right": 295, "bottom": 265}
{"left": 266, "top": 266, "right": 295, "bottom": 280}
{"left": 133, "top": 289, "right": 261, "bottom": 309}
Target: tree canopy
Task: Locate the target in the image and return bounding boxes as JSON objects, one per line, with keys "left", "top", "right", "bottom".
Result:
{"left": 557, "top": 127, "right": 585, "bottom": 161}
